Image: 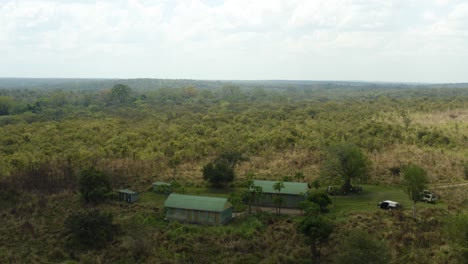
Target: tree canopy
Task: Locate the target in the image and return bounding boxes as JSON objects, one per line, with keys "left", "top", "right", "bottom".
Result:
{"left": 110, "top": 84, "right": 132, "bottom": 104}
{"left": 79, "top": 167, "right": 112, "bottom": 204}
{"left": 65, "top": 210, "right": 119, "bottom": 250}
{"left": 202, "top": 159, "right": 235, "bottom": 187}
{"left": 298, "top": 214, "right": 334, "bottom": 261}
{"left": 322, "top": 142, "right": 370, "bottom": 194}
{"left": 401, "top": 164, "right": 428, "bottom": 219}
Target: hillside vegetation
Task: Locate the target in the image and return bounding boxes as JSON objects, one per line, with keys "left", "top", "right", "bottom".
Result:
{"left": 0, "top": 79, "right": 466, "bottom": 263}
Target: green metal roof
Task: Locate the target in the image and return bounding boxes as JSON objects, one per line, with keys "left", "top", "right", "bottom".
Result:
{"left": 164, "top": 194, "right": 231, "bottom": 212}
{"left": 118, "top": 189, "right": 137, "bottom": 194}
{"left": 152, "top": 182, "right": 171, "bottom": 186}
{"left": 251, "top": 180, "right": 309, "bottom": 195}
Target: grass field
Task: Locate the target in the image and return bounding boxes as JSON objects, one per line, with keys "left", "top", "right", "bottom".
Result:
{"left": 329, "top": 185, "right": 447, "bottom": 219}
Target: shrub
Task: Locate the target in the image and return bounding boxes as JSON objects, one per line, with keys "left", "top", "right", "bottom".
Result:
{"left": 202, "top": 160, "right": 234, "bottom": 187}
{"left": 333, "top": 229, "right": 391, "bottom": 264}
{"left": 307, "top": 192, "right": 332, "bottom": 213}
{"left": 65, "top": 210, "right": 119, "bottom": 250}
{"left": 78, "top": 167, "right": 111, "bottom": 204}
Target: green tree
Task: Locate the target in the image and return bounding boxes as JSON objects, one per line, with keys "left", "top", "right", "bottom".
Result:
{"left": 273, "top": 181, "right": 285, "bottom": 215}
{"left": 334, "top": 229, "right": 391, "bottom": 264}
{"left": 0, "top": 96, "right": 13, "bottom": 115}
{"left": 307, "top": 191, "right": 332, "bottom": 213}
{"left": 298, "top": 214, "right": 334, "bottom": 262}
{"left": 401, "top": 164, "right": 428, "bottom": 220}
{"left": 79, "top": 167, "right": 111, "bottom": 204}
{"left": 65, "top": 210, "right": 119, "bottom": 250}
{"left": 202, "top": 160, "right": 235, "bottom": 187}
{"left": 228, "top": 191, "right": 245, "bottom": 213}
{"left": 110, "top": 84, "right": 132, "bottom": 104}
{"left": 294, "top": 172, "right": 305, "bottom": 182}
{"left": 322, "top": 142, "right": 370, "bottom": 194}
{"left": 311, "top": 179, "right": 320, "bottom": 191}
{"left": 250, "top": 184, "right": 264, "bottom": 213}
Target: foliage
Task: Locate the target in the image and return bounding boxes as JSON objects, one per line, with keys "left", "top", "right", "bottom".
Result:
{"left": 64, "top": 210, "right": 119, "bottom": 250}
{"left": 78, "top": 167, "right": 111, "bottom": 204}
{"left": 0, "top": 79, "right": 466, "bottom": 263}
{"left": 217, "top": 151, "right": 248, "bottom": 170}
{"left": 322, "top": 142, "right": 370, "bottom": 194}
{"left": 228, "top": 191, "right": 245, "bottom": 212}
{"left": 401, "top": 164, "right": 428, "bottom": 219}
{"left": 307, "top": 191, "right": 332, "bottom": 213}
{"left": 311, "top": 179, "right": 320, "bottom": 191}
{"left": 297, "top": 214, "right": 334, "bottom": 261}
{"left": 273, "top": 181, "right": 285, "bottom": 215}
{"left": 250, "top": 184, "right": 264, "bottom": 213}
{"left": 333, "top": 229, "right": 391, "bottom": 264}
{"left": 110, "top": 84, "right": 132, "bottom": 104}
{"left": 294, "top": 172, "right": 305, "bottom": 182}
{"left": 464, "top": 162, "right": 468, "bottom": 181}
{"left": 444, "top": 213, "right": 468, "bottom": 262}
{"left": 202, "top": 159, "right": 235, "bottom": 187}
{"left": 0, "top": 96, "right": 13, "bottom": 115}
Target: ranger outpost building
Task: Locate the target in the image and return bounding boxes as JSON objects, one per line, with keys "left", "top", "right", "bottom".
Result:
{"left": 164, "top": 194, "right": 233, "bottom": 225}
{"left": 251, "top": 180, "right": 309, "bottom": 208}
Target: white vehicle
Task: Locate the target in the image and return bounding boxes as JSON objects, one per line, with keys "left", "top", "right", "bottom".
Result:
{"left": 421, "top": 190, "right": 437, "bottom": 203}
{"left": 378, "top": 200, "right": 401, "bottom": 210}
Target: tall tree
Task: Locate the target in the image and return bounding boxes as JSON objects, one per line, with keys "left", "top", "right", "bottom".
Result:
{"left": 298, "top": 213, "right": 334, "bottom": 262}
{"left": 273, "top": 181, "right": 285, "bottom": 215}
{"left": 110, "top": 84, "right": 132, "bottom": 104}
{"left": 79, "top": 167, "right": 111, "bottom": 204}
{"left": 0, "top": 96, "right": 13, "bottom": 115}
{"left": 307, "top": 191, "right": 332, "bottom": 213}
{"left": 322, "top": 142, "right": 370, "bottom": 194}
{"left": 401, "top": 164, "right": 428, "bottom": 220}
{"left": 202, "top": 159, "right": 235, "bottom": 188}
{"left": 251, "top": 184, "right": 264, "bottom": 213}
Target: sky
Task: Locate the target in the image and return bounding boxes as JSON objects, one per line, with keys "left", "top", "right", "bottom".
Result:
{"left": 1, "top": 0, "right": 467, "bottom": 83}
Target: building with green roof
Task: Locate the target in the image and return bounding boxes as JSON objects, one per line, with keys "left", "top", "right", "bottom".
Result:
{"left": 152, "top": 182, "right": 172, "bottom": 194}
{"left": 117, "top": 189, "right": 138, "bottom": 203}
{"left": 164, "top": 194, "right": 232, "bottom": 225}
{"left": 251, "top": 180, "right": 309, "bottom": 208}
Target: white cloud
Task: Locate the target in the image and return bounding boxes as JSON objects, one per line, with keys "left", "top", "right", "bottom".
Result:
{"left": 0, "top": 0, "right": 467, "bottom": 82}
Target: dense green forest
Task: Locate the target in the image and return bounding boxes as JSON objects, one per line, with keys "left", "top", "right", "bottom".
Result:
{"left": 0, "top": 78, "right": 467, "bottom": 263}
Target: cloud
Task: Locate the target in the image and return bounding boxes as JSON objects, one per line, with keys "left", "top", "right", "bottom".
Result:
{"left": 0, "top": 0, "right": 467, "bottom": 82}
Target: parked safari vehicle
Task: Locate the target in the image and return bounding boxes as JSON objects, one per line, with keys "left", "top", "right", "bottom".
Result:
{"left": 378, "top": 200, "right": 401, "bottom": 210}
{"left": 421, "top": 190, "right": 437, "bottom": 203}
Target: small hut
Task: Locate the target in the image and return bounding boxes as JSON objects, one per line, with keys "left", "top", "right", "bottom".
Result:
{"left": 250, "top": 180, "right": 309, "bottom": 208}
{"left": 152, "top": 182, "right": 172, "bottom": 194}
{"left": 164, "top": 194, "right": 232, "bottom": 225}
{"left": 117, "top": 189, "right": 138, "bottom": 203}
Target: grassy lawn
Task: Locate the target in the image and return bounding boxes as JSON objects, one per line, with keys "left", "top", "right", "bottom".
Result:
{"left": 329, "top": 184, "right": 447, "bottom": 215}
{"left": 138, "top": 192, "right": 168, "bottom": 207}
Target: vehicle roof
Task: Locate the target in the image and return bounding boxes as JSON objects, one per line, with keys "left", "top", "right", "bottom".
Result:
{"left": 382, "top": 200, "right": 399, "bottom": 205}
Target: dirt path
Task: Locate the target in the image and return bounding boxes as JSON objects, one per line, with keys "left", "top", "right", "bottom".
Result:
{"left": 433, "top": 182, "right": 468, "bottom": 189}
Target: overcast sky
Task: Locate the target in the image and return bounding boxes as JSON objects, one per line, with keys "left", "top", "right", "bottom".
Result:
{"left": 1, "top": 0, "right": 467, "bottom": 83}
